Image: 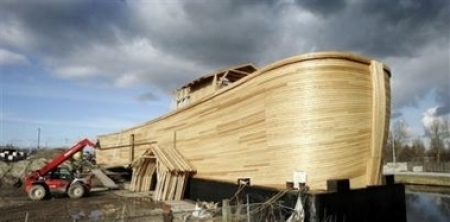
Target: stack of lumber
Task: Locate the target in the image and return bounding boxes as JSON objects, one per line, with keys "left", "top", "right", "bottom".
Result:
{"left": 129, "top": 143, "right": 196, "bottom": 201}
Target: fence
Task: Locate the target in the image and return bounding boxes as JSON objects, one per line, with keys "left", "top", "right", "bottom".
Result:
{"left": 407, "top": 162, "right": 450, "bottom": 173}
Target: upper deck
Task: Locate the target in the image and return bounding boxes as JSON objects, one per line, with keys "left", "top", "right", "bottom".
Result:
{"left": 172, "top": 64, "right": 258, "bottom": 109}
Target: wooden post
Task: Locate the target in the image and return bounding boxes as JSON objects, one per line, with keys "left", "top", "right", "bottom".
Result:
{"left": 246, "top": 195, "right": 251, "bottom": 222}
{"left": 121, "top": 204, "right": 126, "bottom": 222}
{"left": 222, "top": 199, "right": 231, "bottom": 222}
{"left": 213, "top": 74, "right": 218, "bottom": 91}
{"left": 129, "top": 134, "right": 135, "bottom": 163}
{"left": 162, "top": 204, "right": 173, "bottom": 222}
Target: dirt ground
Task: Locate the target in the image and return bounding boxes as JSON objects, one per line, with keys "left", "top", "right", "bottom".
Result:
{"left": 0, "top": 149, "right": 203, "bottom": 222}
{"left": 0, "top": 186, "right": 168, "bottom": 222}
{"left": 0, "top": 169, "right": 172, "bottom": 222}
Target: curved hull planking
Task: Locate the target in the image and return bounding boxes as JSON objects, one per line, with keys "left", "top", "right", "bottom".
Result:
{"left": 97, "top": 51, "right": 391, "bottom": 190}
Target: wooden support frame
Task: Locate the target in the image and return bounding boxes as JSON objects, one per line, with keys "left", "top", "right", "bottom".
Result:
{"left": 129, "top": 143, "right": 196, "bottom": 201}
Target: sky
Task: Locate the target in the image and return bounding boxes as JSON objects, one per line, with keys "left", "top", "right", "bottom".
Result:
{"left": 0, "top": 0, "right": 449, "bottom": 148}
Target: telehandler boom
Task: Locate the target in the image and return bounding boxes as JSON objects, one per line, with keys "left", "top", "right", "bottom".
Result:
{"left": 24, "top": 139, "right": 95, "bottom": 200}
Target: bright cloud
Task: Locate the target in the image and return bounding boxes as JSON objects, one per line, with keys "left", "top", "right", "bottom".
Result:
{"left": 0, "top": 48, "right": 28, "bottom": 66}
{"left": 422, "top": 106, "right": 448, "bottom": 131}
{"left": 54, "top": 65, "right": 102, "bottom": 79}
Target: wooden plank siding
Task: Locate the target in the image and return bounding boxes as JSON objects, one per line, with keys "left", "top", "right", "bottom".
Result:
{"left": 97, "top": 51, "right": 391, "bottom": 191}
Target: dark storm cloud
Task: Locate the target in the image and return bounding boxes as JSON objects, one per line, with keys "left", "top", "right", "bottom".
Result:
{"left": 360, "top": 0, "right": 448, "bottom": 27}
{"left": 388, "top": 45, "right": 449, "bottom": 109}
{"left": 356, "top": 0, "right": 449, "bottom": 57}
{"left": 435, "top": 88, "right": 450, "bottom": 116}
{"left": 305, "top": 0, "right": 449, "bottom": 58}
{"left": 136, "top": 92, "right": 159, "bottom": 102}
{"left": 142, "top": 0, "right": 280, "bottom": 68}
{"left": 391, "top": 112, "right": 403, "bottom": 119}
{"left": 436, "top": 104, "right": 450, "bottom": 117}
{"left": 0, "top": 0, "right": 130, "bottom": 56}
{"left": 295, "top": 0, "right": 346, "bottom": 15}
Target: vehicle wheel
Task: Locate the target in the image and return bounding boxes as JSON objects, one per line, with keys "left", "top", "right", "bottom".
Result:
{"left": 29, "top": 185, "right": 47, "bottom": 201}
{"left": 68, "top": 183, "right": 85, "bottom": 198}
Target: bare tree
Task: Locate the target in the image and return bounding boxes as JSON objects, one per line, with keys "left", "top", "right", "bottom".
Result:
{"left": 384, "top": 133, "right": 394, "bottom": 163}
{"left": 390, "top": 119, "right": 410, "bottom": 163}
{"left": 443, "top": 116, "right": 450, "bottom": 142}
{"left": 441, "top": 117, "right": 450, "bottom": 161}
{"left": 411, "top": 137, "right": 426, "bottom": 161}
{"left": 425, "top": 116, "right": 450, "bottom": 163}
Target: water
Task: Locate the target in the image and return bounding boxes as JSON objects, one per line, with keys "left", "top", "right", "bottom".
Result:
{"left": 71, "top": 210, "right": 102, "bottom": 221}
{"left": 406, "top": 192, "right": 450, "bottom": 222}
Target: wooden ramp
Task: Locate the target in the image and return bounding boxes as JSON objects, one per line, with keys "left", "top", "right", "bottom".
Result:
{"left": 130, "top": 143, "right": 196, "bottom": 201}
{"left": 91, "top": 169, "right": 119, "bottom": 189}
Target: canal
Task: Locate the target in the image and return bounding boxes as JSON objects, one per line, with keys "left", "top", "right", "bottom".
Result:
{"left": 406, "top": 192, "right": 450, "bottom": 222}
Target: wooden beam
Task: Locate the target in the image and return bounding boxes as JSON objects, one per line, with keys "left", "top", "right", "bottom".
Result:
{"left": 213, "top": 73, "right": 218, "bottom": 91}
{"left": 229, "top": 69, "right": 251, "bottom": 76}
{"left": 98, "top": 141, "right": 157, "bottom": 150}
{"left": 129, "top": 134, "right": 135, "bottom": 163}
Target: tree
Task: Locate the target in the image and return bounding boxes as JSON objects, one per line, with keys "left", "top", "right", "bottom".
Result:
{"left": 390, "top": 119, "right": 410, "bottom": 163}
{"left": 383, "top": 135, "right": 393, "bottom": 163}
{"left": 425, "top": 116, "right": 450, "bottom": 163}
{"left": 397, "top": 144, "right": 414, "bottom": 162}
{"left": 410, "top": 137, "right": 426, "bottom": 162}
{"left": 440, "top": 117, "right": 450, "bottom": 161}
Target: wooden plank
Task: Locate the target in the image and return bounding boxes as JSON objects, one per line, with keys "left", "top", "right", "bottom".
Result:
{"left": 91, "top": 169, "right": 119, "bottom": 189}
{"left": 129, "top": 134, "right": 135, "bottom": 163}
{"left": 140, "top": 161, "right": 152, "bottom": 191}
{"left": 175, "top": 173, "right": 187, "bottom": 200}
{"left": 161, "top": 173, "right": 172, "bottom": 201}
{"left": 167, "top": 174, "right": 177, "bottom": 201}
{"left": 367, "top": 61, "right": 388, "bottom": 185}
{"left": 154, "top": 170, "right": 165, "bottom": 201}
{"left": 129, "top": 160, "right": 139, "bottom": 191}
{"left": 135, "top": 160, "right": 147, "bottom": 191}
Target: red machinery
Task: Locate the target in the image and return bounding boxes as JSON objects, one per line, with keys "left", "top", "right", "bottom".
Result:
{"left": 25, "top": 138, "right": 95, "bottom": 201}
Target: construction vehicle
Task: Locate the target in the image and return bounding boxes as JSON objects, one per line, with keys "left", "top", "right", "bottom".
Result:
{"left": 24, "top": 139, "right": 95, "bottom": 201}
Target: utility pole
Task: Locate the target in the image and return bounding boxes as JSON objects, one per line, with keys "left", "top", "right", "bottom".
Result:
{"left": 392, "top": 131, "right": 396, "bottom": 165}
{"left": 37, "top": 127, "right": 41, "bottom": 149}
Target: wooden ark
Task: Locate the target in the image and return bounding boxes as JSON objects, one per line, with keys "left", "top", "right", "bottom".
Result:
{"left": 96, "top": 51, "right": 391, "bottom": 191}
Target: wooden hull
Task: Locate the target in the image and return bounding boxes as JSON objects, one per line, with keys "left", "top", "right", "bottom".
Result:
{"left": 97, "top": 51, "right": 391, "bottom": 190}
